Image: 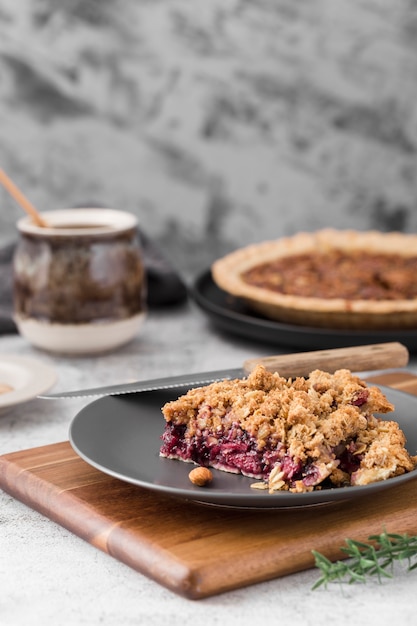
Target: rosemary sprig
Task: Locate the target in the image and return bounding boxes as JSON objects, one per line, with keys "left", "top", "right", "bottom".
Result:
{"left": 312, "top": 531, "right": 417, "bottom": 589}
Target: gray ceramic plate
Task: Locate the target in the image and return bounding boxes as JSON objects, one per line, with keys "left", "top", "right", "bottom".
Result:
{"left": 69, "top": 385, "right": 417, "bottom": 509}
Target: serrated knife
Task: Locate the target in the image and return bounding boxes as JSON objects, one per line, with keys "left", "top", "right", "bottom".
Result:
{"left": 39, "top": 342, "right": 409, "bottom": 399}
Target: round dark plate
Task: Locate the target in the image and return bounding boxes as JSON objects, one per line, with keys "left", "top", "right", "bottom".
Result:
{"left": 190, "top": 270, "right": 417, "bottom": 352}
{"left": 69, "top": 385, "right": 417, "bottom": 509}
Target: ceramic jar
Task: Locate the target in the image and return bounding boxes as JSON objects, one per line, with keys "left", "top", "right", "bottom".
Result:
{"left": 13, "top": 208, "right": 147, "bottom": 354}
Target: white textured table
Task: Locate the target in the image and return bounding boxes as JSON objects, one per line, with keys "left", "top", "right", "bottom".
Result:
{"left": 1, "top": 300, "right": 417, "bottom": 625}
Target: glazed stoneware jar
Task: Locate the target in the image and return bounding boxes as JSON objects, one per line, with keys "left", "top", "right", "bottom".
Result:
{"left": 13, "top": 208, "right": 147, "bottom": 354}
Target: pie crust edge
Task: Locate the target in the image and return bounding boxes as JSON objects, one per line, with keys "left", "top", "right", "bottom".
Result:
{"left": 211, "top": 229, "right": 417, "bottom": 329}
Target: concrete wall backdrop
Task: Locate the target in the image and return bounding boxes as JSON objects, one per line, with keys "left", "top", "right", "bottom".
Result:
{"left": 1, "top": 0, "right": 417, "bottom": 277}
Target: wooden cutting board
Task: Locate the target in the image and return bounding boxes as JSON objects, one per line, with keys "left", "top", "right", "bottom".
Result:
{"left": 1, "top": 371, "right": 417, "bottom": 600}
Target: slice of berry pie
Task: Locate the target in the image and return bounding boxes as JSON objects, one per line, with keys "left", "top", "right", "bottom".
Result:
{"left": 159, "top": 365, "right": 417, "bottom": 493}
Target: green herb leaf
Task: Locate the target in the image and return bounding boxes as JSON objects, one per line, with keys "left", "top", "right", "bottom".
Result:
{"left": 312, "top": 531, "right": 417, "bottom": 588}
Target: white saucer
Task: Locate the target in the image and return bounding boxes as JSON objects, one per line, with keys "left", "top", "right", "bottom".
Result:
{"left": 0, "top": 355, "right": 57, "bottom": 410}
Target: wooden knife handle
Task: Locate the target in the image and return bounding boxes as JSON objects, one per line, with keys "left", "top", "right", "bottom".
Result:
{"left": 242, "top": 342, "right": 409, "bottom": 378}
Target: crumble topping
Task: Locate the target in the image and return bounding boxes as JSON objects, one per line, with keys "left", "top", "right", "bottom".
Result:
{"left": 160, "top": 365, "right": 417, "bottom": 493}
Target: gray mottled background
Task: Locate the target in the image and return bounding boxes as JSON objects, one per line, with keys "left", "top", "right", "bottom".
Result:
{"left": 1, "top": 0, "right": 417, "bottom": 279}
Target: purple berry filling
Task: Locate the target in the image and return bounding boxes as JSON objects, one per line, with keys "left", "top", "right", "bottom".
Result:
{"left": 162, "top": 421, "right": 317, "bottom": 484}
{"left": 160, "top": 421, "right": 365, "bottom": 489}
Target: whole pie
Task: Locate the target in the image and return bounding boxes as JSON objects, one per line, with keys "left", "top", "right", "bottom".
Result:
{"left": 211, "top": 229, "right": 417, "bottom": 329}
{"left": 159, "top": 365, "right": 417, "bottom": 493}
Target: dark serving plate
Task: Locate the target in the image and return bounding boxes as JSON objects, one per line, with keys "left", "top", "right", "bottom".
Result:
{"left": 190, "top": 269, "right": 417, "bottom": 352}
{"left": 69, "top": 385, "right": 417, "bottom": 510}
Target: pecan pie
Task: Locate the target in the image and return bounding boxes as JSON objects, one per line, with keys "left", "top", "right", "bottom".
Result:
{"left": 159, "top": 365, "right": 417, "bottom": 493}
{"left": 211, "top": 229, "right": 417, "bottom": 329}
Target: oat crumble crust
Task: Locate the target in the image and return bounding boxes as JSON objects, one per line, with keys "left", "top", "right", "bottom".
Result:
{"left": 160, "top": 365, "right": 417, "bottom": 493}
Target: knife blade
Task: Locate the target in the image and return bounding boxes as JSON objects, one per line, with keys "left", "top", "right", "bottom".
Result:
{"left": 39, "top": 342, "right": 409, "bottom": 399}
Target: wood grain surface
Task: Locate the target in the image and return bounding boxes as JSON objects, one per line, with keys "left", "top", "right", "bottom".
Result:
{"left": 1, "top": 370, "right": 417, "bottom": 600}
{"left": 243, "top": 342, "right": 409, "bottom": 377}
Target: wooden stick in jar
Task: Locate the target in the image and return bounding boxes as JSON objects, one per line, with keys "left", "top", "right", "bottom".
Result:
{"left": 0, "top": 169, "right": 48, "bottom": 227}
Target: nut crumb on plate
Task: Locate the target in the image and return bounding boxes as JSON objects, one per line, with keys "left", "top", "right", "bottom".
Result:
{"left": 189, "top": 467, "right": 213, "bottom": 487}
{"left": 0, "top": 383, "right": 13, "bottom": 395}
